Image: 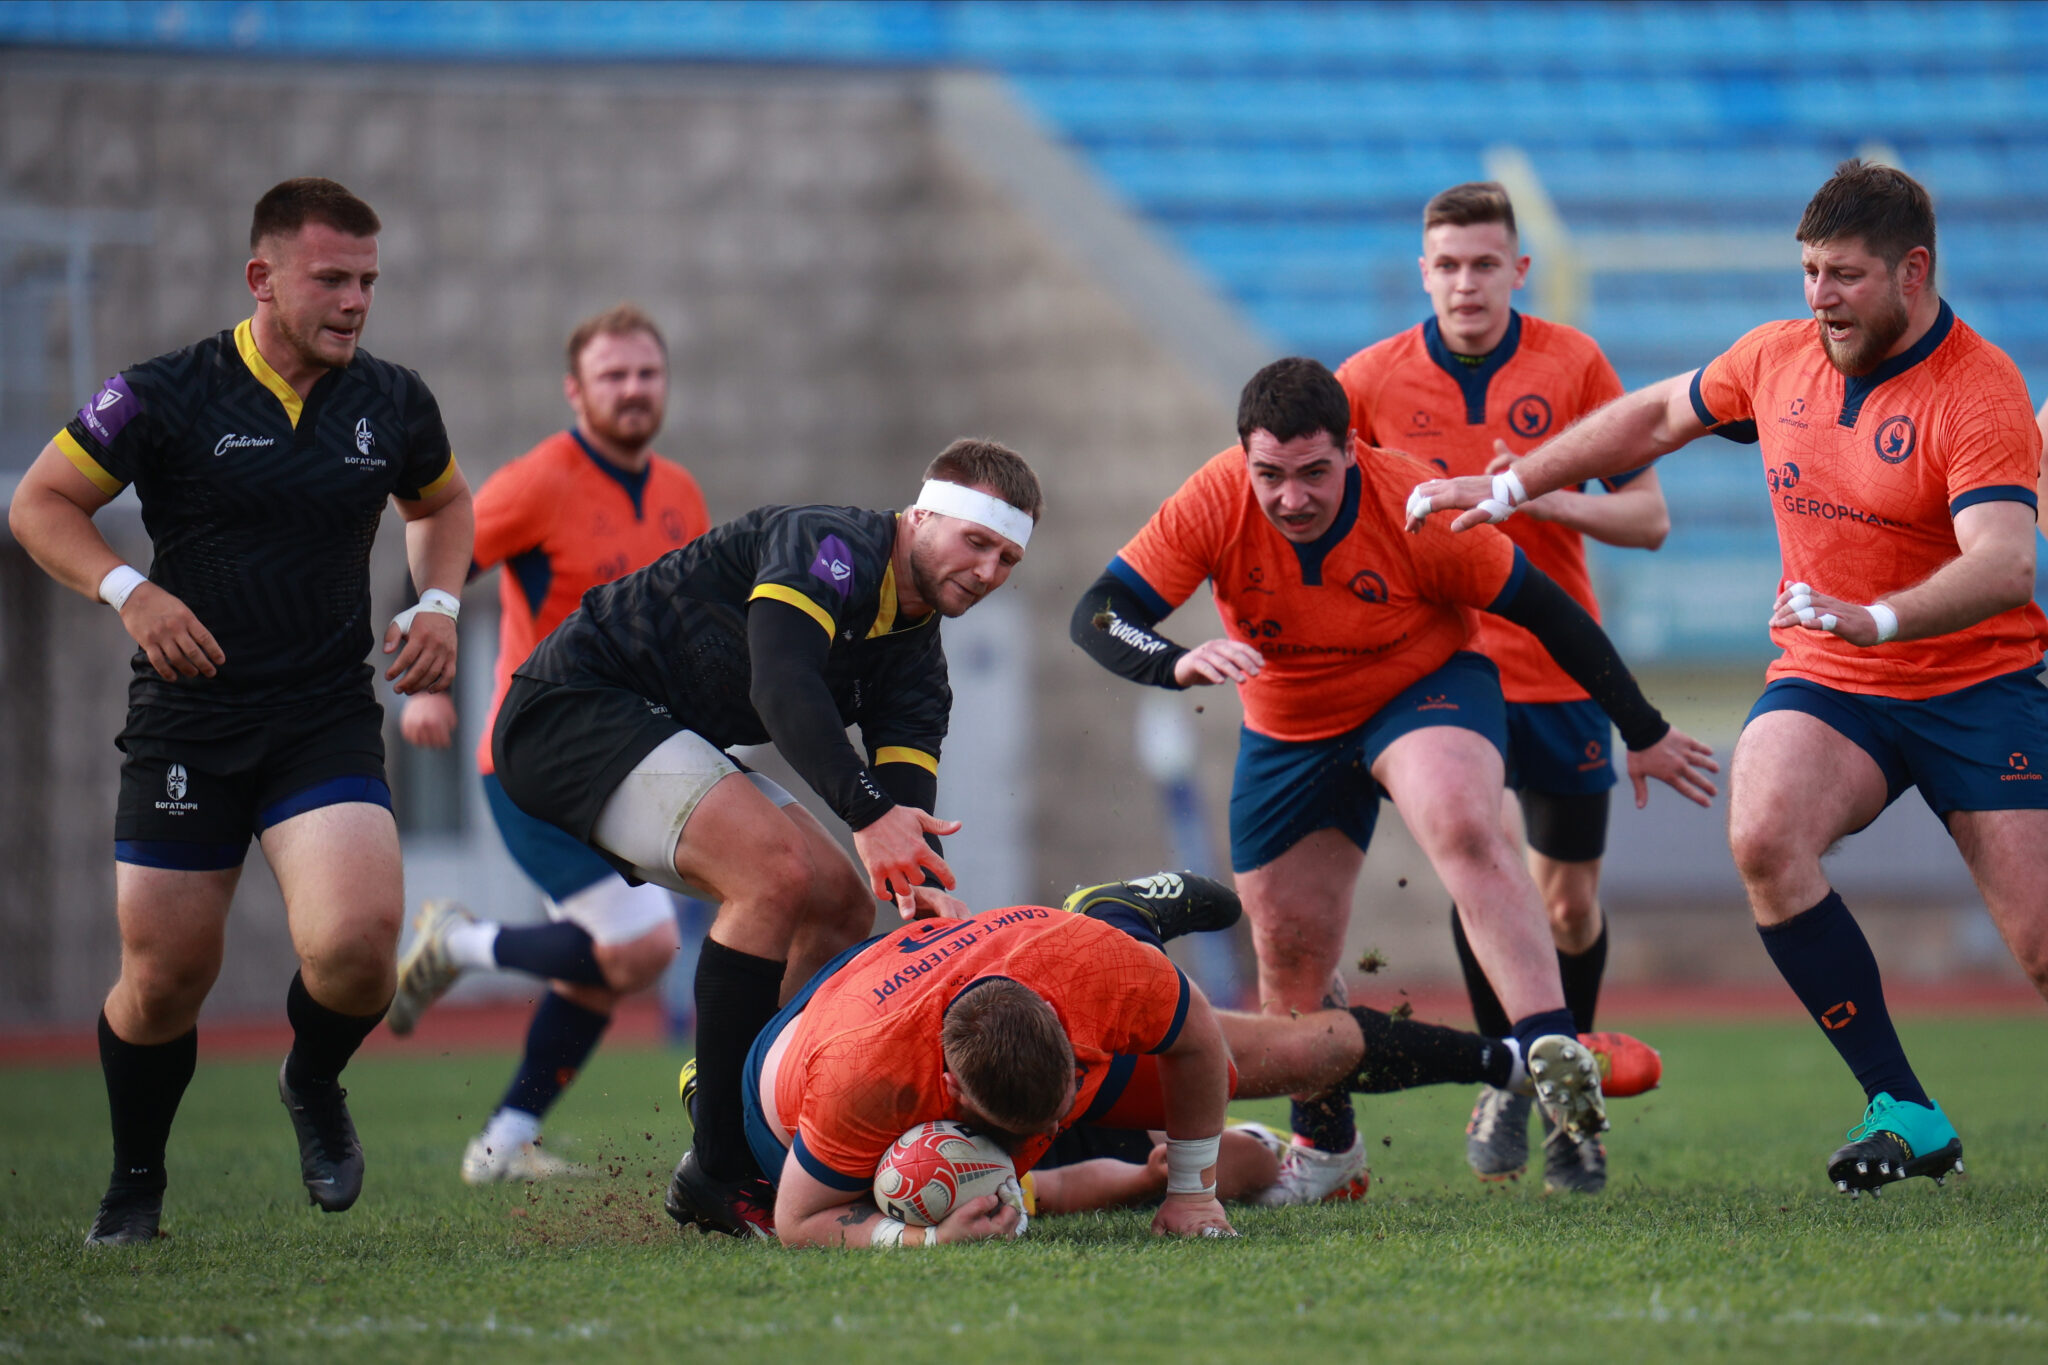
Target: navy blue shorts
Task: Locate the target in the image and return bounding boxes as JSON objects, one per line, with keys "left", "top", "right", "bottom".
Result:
{"left": 1745, "top": 664, "right": 2048, "bottom": 816}
{"left": 481, "top": 772, "right": 618, "bottom": 901}
{"left": 1229, "top": 651, "right": 1507, "bottom": 872}
{"left": 1504, "top": 700, "right": 1617, "bottom": 796}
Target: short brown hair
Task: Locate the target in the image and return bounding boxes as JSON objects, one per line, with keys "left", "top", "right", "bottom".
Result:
{"left": 924, "top": 438, "right": 1043, "bottom": 522}
{"left": 1425, "top": 181, "right": 1516, "bottom": 239}
{"left": 1236, "top": 356, "right": 1350, "bottom": 452}
{"left": 565, "top": 303, "right": 668, "bottom": 379}
{"left": 1797, "top": 159, "right": 1937, "bottom": 278}
{"left": 941, "top": 978, "right": 1074, "bottom": 1133}
{"left": 249, "top": 178, "right": 380, "bottom": 250}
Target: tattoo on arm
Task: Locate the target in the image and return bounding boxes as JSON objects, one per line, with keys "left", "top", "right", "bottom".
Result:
{"left": 834, "top": 1204, "right": 875, "bottom": 1228}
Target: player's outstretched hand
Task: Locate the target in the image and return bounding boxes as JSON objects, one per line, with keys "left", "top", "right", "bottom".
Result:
{"left": 902, "top": 886, "right": 971, "bottom": 921}
{"left": 853, "top": 805, "right": 962, "bottom": 918}
{"left": 1403, "top": 474, "right": 1500, "bottom": 533}
{"left": 1173, "top": 638, "right": 1264, "bottom": 686}
{"left": 383, "top": 609, "right": 458, "bottom": 694}
{"left": 931, "top": 1192, "right": 1022, "bottom": 1244}
{"left": 1152, "top": 1191, "right": 1237, "bottom": 1240}
{"left": 1770, "top": 581, "right": 1886, "bottom": 646}
{"left": 1627, "top": 726, "right": 1719, "bottom": 809}
{"left": 401, "top": 691, "right": 458, "bottom": 749}
{"left": 120, "top": 581, "right": 226, "bottom": 680}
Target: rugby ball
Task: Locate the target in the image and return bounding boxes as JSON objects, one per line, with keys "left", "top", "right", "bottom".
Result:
{"left": 873, "top": 1120, "right": 1016, "bottom": 1227}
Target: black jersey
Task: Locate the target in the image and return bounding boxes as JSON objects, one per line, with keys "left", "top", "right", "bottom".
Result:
{"left": 57, "top": 320, "right": 454, "bottom": 707}
{"left": 520, "top": 503, "right": 950, "bottom": 810}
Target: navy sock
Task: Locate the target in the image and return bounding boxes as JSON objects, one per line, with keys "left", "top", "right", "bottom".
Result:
{"left": 1758, "top": 891, "right": 1929, "bottom": 1107}
{"left": 1559, "top": 924, "right": 1608, "bottom": 1034}
{"left": 499, "top": 992, "right": 611, "bottom": 1119}
{"left": 1510, "top": 1007, "right": 1578, "bottom": 1060}
{"left": 1450, "top": 905, "right": 1514, "bottom": 1039}
{"left": 283, "top": 971, "right": 385, "bottom": 1090}
{"left": 1346, "top": 1006, "right": 1514, "bottom": 1092}
{"left": 1290, "top": 1090, "right": 1358, "bottom": 1154}
{"left": 691, "top": 938, "right": 787, "bottom": 1180}
{"left": 492, "top": 922, "right": 608, "bottom": 987}
{"left": 99, "top": 1012, "right": 197, "bottom": 1194}
{"left": 1078, "top": 899, "right": 1164, "bottom": 951}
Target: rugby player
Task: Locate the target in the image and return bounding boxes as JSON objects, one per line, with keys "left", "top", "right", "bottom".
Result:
{"left": 1071, "top": 358, "right": 1715, "bottom": 1204}
{"left": 386, "top": 305, "right": 712, "bottom": 1183}
{"left": 492, "top": 438, "right": 1040, "bottom": 1235}
{"left": 1337, "top": 182, "right": 1670, "bottom": 1192}
{"left": 1408, "top": 161, "right": 2045, "bottom": 1194}
{"left": 7, "top": 179, "right": 473, "bottom": 1243}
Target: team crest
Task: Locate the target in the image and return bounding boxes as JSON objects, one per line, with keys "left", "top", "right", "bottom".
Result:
{"left": 1347, "top": 569, "right": 1388, "bottom": 604}
{"left": 1873, "top": 415, "right": 1915, "bottom": 465}
{"left": 1508, "top": 394, "right": 1553, "bottom": 439}
{"left": 354, "top": 418, "right": 375, "bottom": 456}
{"left": 166, "top": 763, "right": 188, "bottom": 800}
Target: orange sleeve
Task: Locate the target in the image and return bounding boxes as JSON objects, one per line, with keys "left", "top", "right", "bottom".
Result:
{"left": 1579, "top": 342, "right": 1626, "bottom": 414}
{"left": 1018, "top": 920, "right": 1190, "bottom": 1057}
{"left": 1335, "top": 351, "right": 1382, "bottom": 445}
{"left": 672, "top": 464, "right": 713, "bottom": 542}
{"left": 1938, "top": 362, "right": 2043, "bottom": 512}
{"left": 1112, "top": 453, "right": 1237, "bottom": 613}
{"left": 470, "top": 453, "right": 563, "bottom": 572}
{"left": 1689, "top": 325, "right": 1774, "bottom": 431}
{"left": 1409, "top": 516, "right": 1519, "bottom": 610}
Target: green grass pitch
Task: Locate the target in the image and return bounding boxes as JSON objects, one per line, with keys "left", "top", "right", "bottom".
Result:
{"left": 4, "top": 1018, "right": 2044, "bottom": 1363}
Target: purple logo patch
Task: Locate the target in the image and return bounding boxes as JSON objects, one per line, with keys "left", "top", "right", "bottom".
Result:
{"left": 808, "top": 534, "right": 857, "bottom": 602}
{"left": 78, "top": 374, "right": 139, "bottom": 445}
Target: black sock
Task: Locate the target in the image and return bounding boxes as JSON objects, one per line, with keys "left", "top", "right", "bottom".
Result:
{"left": 1346, "top": 1006, "right": 1515, "bottom": 1092}
{"left": 99, "top": 1012, "right": 197, "bottom": 1194}
{"left": 1510, "top": 1008, "right": 1578, "bottom": 1059}
{"left": 1559, "top": 923, "right": 1608, "bottom": 1034}
{"left": 499, "top": 992, "right": 611, "bottom": 1119}
{"left": 1758, "top": 891, "right": 1929, "bottom": 1107}
{"left": 492, "top": 922, "right": 608, "bottom": 987}
{"left": 283, "top": 971, "right": 386, "bottom": 1090}
{"left": 691, "top": 938, "right": 786, "bottom": 1180}
{"left": 1450, "top": 904, "right": 1514, "bottom": 1039}
{"left": 1289, "top": 1089, "right": 1358, "bottom": 1154}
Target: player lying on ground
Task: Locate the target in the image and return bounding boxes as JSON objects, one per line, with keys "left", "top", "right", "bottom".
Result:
{"left": 1409, "top": 160, "right": 2045, "bottom": 1195}
{"left": 711, "top": 874, "right": 1656, "bottom": 1246}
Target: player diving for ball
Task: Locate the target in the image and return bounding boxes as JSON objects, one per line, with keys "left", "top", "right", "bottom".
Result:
{"left": 1409, "top": 161, "right": 2047, "bottom": 1196}
{"left": 1071, "top": 358, "right": 1715, "bottom": 1205}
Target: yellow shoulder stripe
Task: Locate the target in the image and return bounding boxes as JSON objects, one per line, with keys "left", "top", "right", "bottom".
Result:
{"left": 873, "top": 746, "right": 937, "bottom": 774}
{"left": 865, "top": 560, "right": 899, "bottom": 638}
{"left": 54, "top": 428, "right": 125, "bottom": 496}
{"left": 750, "top": 583, "right": 836, "bottom": 637}
{"left": 234, "top": 318, "right": 304, "bottom": 428}
{"left": 412, "top": 452, "right": 458, "bottom": 501}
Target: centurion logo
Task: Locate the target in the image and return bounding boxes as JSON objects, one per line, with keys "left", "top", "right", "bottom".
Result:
{"left": 214, "top": 433, "right": 275, "bottom": 458}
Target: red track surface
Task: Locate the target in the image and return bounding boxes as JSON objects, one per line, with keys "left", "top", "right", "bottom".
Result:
{"left": 2, "top": 978, "right": 2036, "bottom": 1067}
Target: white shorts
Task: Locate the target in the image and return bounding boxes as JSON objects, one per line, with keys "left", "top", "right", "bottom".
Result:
{"left": 589, "top": 729, "right": 797, "bottom": 899}
{"left": 545, "top": 878, "right": 678, "bottom": 947}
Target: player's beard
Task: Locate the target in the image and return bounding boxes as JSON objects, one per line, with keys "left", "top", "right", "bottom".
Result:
{"left": 585, "top": 396, "right": 663, "bottom": 455}
{"left": 1816, "top": 279, "right": 1909, "bottom": 377}
{"left": 908, "top": 533, "right": 983, "bottom": 619}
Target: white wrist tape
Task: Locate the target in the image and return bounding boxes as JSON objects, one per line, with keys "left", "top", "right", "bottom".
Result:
{"left": 1868, "top": 601, "right": 1899, "bottom": 643}
{"left": 869, "top": 1217, "right": 910, "bottom": 1248}
{"left": 1165, "top": 1135, "right": 1222, "bottom": 1196}
{"left": 391, "top": 587, "right": 462, "bottom": 636}
{"left": 913, "top": 479, "right": 1034, "bottom": 549}
{"left": 98, "top": 564, "right": 147, "bottom": 611}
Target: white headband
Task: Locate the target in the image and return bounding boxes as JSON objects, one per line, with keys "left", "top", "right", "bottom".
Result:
{"left": 913, "top": 479, "right": 1034, "bottom": 549}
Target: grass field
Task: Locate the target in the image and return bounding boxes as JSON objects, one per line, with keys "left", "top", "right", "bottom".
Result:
{"left": 5, "top": 1018, "right": 2045, "bottom": 1363}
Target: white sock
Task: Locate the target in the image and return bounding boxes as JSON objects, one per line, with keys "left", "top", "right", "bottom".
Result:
{"left": 446, "top": 920, "right": 501, "bottom": 972}
{"left": 482, "top": 1107, "right": 542, "bottom": 1151}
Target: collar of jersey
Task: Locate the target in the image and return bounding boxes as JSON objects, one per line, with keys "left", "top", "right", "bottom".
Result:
{"left": 568, "top": 427, "right": 651, "bottom": 518}
{"left": 1423, "top": 311, "right": 1523, "bottom": 425}
{"left": 1837, "top": 298, "right": 1955, "bottom": 428}
{"left": 1286, "top": 461, "right": 1362, "bottom": 587}
{"left": 234, "top": 318, "right": 306, "bottom": 429}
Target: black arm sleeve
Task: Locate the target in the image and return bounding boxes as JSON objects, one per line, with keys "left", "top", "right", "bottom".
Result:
{"left": 1488, "top": 567, "right": 1671, "bottom": 752}
{"left": 1069, "top": 570, "right": 1188, "bottom": 688}
{"left": 874, "top": 762, "right": 943, "bottom": 864}
{"left": 747, "top": 599, "right": 894, "bottom": 830}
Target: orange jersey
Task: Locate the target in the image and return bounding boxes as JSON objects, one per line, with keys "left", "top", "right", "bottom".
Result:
{"left": 1692, "top": 304, "right": 2047, "bottom": 698}
{"left": 472, "top": 430, "right": 710, "bottom": 771}
{"left": 1337, "top": 313, "right": 1629, "bottom": 702}
{"left": 1112, "top": 445, "right": 1519, "bottom": 741}
{"left": 774, "top": 909, "right": 1190, "bottom": 1187}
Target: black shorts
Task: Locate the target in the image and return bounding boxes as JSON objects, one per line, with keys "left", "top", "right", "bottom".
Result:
{"left": 115, "top": 687, "right": 389, "bottom": 870}
{"left": 492, "top": 674, "right": 684, "bottom": 843}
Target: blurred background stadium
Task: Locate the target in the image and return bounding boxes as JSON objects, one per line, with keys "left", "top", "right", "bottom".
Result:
{"left": 2, "top": 0, "right": 2043, "bottom": 1031}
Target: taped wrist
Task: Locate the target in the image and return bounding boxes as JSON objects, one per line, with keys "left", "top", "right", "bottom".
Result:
{"left": 1165, "top": 1135, "right": 1221, "bottom": 1196}
{"left": 99, "top": 564, "right": 147, "bottom": 610}
{"left": 391, "top": 587, "right": 461, "bottom": 635}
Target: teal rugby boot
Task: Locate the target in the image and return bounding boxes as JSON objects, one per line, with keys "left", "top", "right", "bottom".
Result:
{"left": 1827, "top": 1092, "right": 1964, "bottom": 1197}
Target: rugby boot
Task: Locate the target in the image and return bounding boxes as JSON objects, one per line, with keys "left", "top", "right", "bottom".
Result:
{"left": 1062, "top": 871, "right": 1242, "bottom": 942}
{"left": 679, "top": 1058, "right": 699, "bottom": 1117}
{"left": 386, "top": 899, "right": 475, "bottom": 1036}
{"left": 664, "top": 1149, "right": 776, "bottom": 1239}
{"left": 278, "top": 1062, "right": 364, "bottom": 1212}
{"left": 1526, "top": 1034, "right": 1608, "bottom": 1145}
{"left": 1251, "top": 1135, "right": 1370, "bottom": 1206}
{"left": 1580, "top": 1031, "right": 1663, "bottom": 1099}
{"left": 1539, "top": 1109, "right": 1608, "bottom": 1195}
{"left": 1827, "top": 1092, "right": 1963, "bottom": 1197}
{"left": 84, "top": 1184, "right": 163, "bottom": 1247}
{"left": 462, "top": 1135, "right": 587, "bottom": 1184}
{"left": 1464, "top": 1085, "right": 1533, "bottom": 1181}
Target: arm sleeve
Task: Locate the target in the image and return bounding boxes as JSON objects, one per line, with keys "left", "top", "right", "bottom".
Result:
{"left": 1688, "top": 325, "right": 1772, "bottom": 445}
{"left": 1335, "top": 353, "right": 1381, "bottom": 446}
{"left": 393, "top": 370, "right": 456, "bottom": 501}
{"left": 748, "top": 599, "right": 895, "bottom": 830}
{"left": 1069, "top": 565, "right": 1189, "bottom": 688}
{"left": 1025, "top": 922, "right": 1191, "bottom": 1056}
{"left": 56, "top": 365, "right": 167, "bottom": 496}
{"left": 1487, "top": 558, "right": 1671, "bottom": 751}
{"left": 1939, "top": 367, "right": 2042, "bottom": 519}
{"left": 470, "top": 456, "right": 562, "bottom": 573}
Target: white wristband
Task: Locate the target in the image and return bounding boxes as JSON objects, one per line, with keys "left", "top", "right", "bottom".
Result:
{"left": 99, "top": 564, "right": 147, "bottom": 611}
{"left": 869, "top": 1217, "right": 909, "bottom": 1248}
{"left": 1165, "top": 1135, "right": 1222, "bottom": 1196}
{"left": 391, "top": 587, "right": 461, "bottom": 636}
{"left": 1492, "top": 468, "right": 1530, "bottom": 508}
{"left": 1868, "top": 601, "right": 1899, "bottom": 644}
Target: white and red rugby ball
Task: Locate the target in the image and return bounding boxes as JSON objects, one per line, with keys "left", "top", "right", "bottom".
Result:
{"left": 873, "top": 1120, "right": 1016, "bottom": 1227}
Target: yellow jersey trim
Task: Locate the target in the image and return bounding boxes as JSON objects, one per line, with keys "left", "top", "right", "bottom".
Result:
{"left": 54, "top": 428, "right": 126, "bottom": 497}
{"left": 866, "top": 561, "right": 899, "bottom": 638}
{"left": 410, "top": 452, "right": 459, "bottom": 502}
{"left": 873, "top": 746, "right": 938, "bottom": 774}
{"left": 749, "top": 583, "right": 836, "bottom": 637}
{"left": 234, "top": 318, "right": 305, "bottom": 428}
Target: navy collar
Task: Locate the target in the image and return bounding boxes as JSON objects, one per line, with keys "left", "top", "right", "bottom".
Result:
{"left": 1839, "top": 299, "right": 1954, "bottom": 428}
{"left": 1289, "top": 462, "right": 1361, "bottom": 587}
{"left": 570, "top": 427, "right": 651, "bottom": 518}
{"left": 1424, "top": 311, "right": 1523, "bottom": 425}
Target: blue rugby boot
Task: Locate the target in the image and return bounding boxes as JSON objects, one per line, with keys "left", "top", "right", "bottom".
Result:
{"left": 1061, "top": 872, "right": 1241, "bottom": 943}
{"left": 1827, "top": 1092, "right": 1963, "bottom": 1197}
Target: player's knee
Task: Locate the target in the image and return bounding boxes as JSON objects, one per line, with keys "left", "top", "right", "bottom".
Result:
{"left": 1545, "top": 890, "right": 1600, "bottom": 938}
{"left": 299, "top": 931, "right": 397, "bottom": 1006}
{"left": 738, "top": 837, "right": 818, "bottom": 928}
{"left": 122, "top": 951, "right": 218, "bottom": 1018}
{"left": 1433, "top": 805, "right": 1507, "bottom": 871}
{"left": 1726, "top": 815, "right": 1803, "bottom": 892}
{"left": 596, "top": 923, "right": 680, "bottom": 994}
